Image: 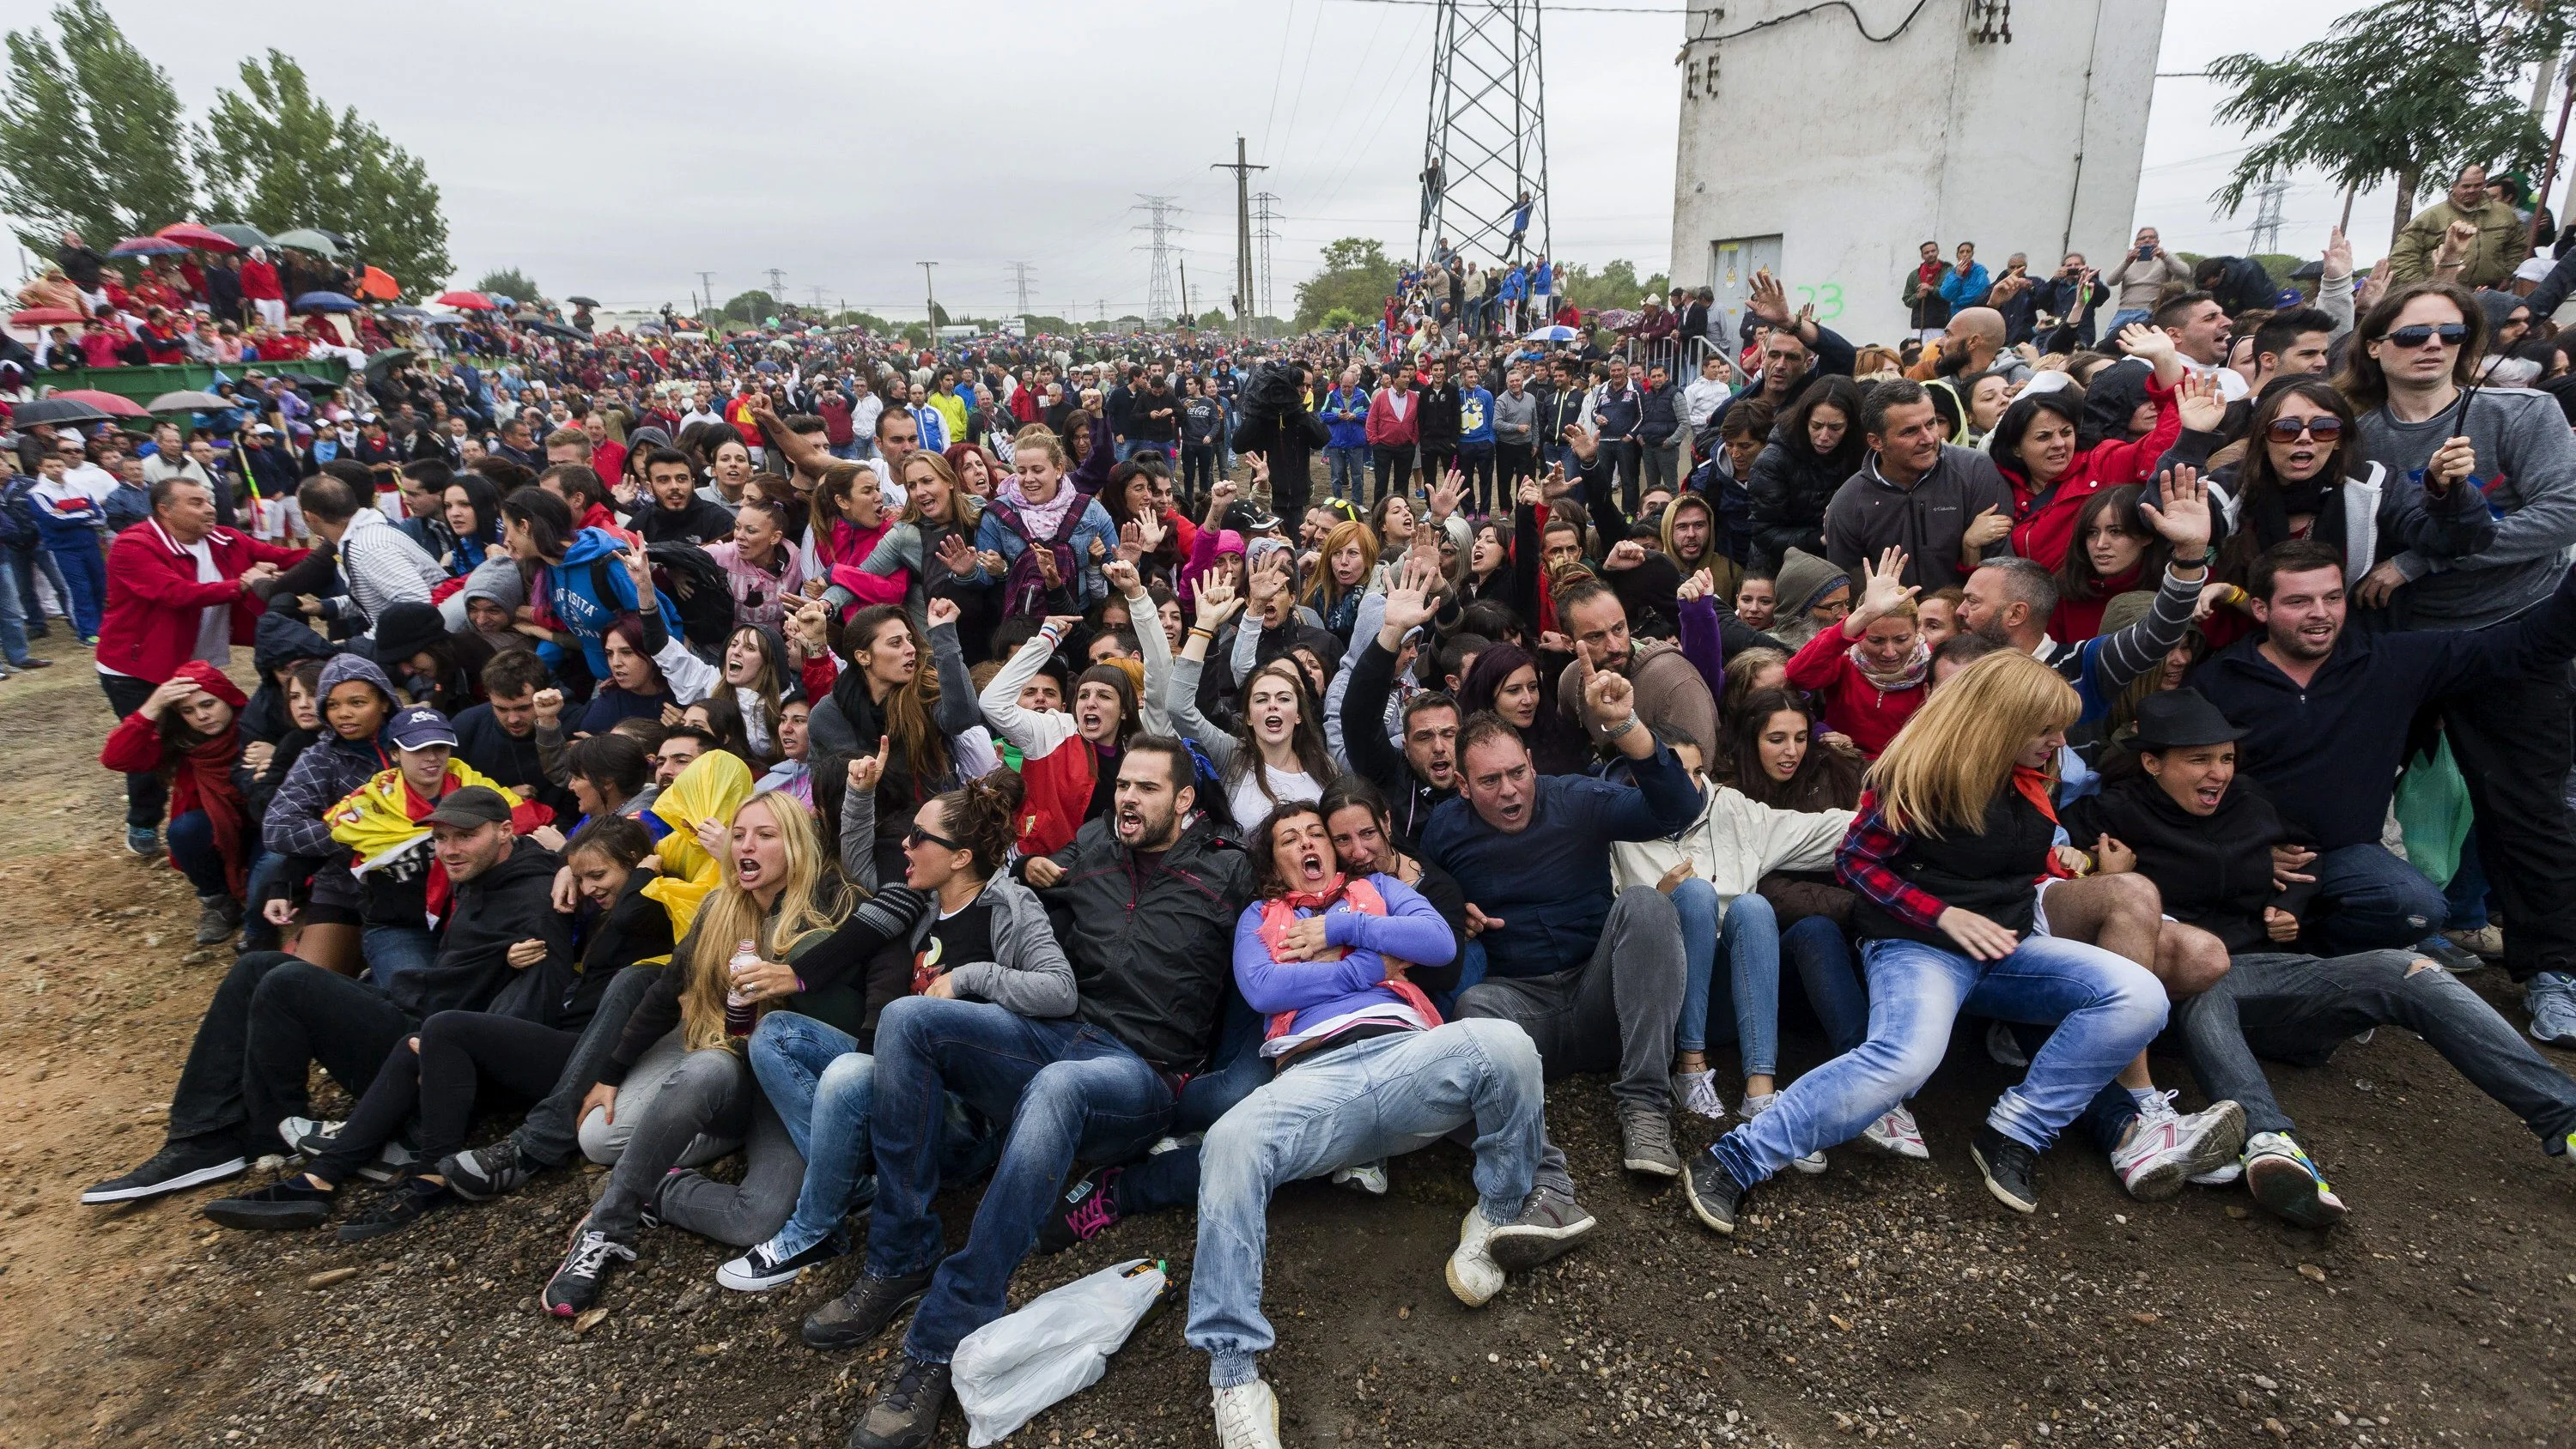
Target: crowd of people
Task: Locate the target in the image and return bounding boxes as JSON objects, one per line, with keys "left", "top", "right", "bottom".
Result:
{"left": 22, "top": 173, "right": 2576, "bottom": 1449}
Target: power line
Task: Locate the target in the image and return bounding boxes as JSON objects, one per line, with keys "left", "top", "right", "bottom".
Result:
{"left": 2248, "top": 177, "right": 2289, "bottom": 252}
{"left": 761, "top": 268, "right": 787, "bottom": 300}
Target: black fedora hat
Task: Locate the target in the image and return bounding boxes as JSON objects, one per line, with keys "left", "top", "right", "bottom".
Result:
{"left": 2133, "top": 688, "right": 2246, "bottom": 752}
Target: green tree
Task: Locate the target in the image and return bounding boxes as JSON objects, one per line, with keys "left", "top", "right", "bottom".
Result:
{"left": 0, "top": 0, "right": 192, "bottom": 256}
{"left": 1556, "top": 259, "right": 1671, "bottom": 315}
{"left": 475, "top": 268, "right": 539, "bottom": 302}
{"left": 720, "top": 288, "right": 776, "bottom": 323}
{"left": 1294, "top": 237, "right": 1402, "bottom": 330}
{"left": 2208, "top": 0, "right": 2559, "bottom": 245}
{"left": 195, "top": 52, "right": 451, "bottom": 294}
{"left": 1200, "top": 308, "right": 1235, "bottom": 330}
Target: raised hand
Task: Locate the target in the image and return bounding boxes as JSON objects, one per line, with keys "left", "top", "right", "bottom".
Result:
{"left": 2172, "top": 370, "right": 2226, "bottom": 433}
{"left": 1674, "top": 567, "right": 1712, "bottom": 603}
{"left": 935, "top": 531, "right": 979, "bottom": 577}
{"left": 2139, "top": 463, "right": 2213, "bottom": 560}
{"left": 2436, "top": 218, "right": 2479, "bottom": 270}
{"left": 1429, "top": 469, "right": 1462, "bottom": 520}
{"left": 1603, "top": 538, "right": 1647, "bottom": 573}
{"left": 623, "top": 539, "right": 655, "bottom": 602}
{"left": 532, "top": 688, "right": 563, "bottom": 726}
{"left": 1747, "top": 268, "right": 1789, "bottom": 324}
{"left": 1382, "top": 569, "right": 1437, "bottom": 635}
{"left": 925, "top": 595, "right": 962, "bottom": 631}
{"left": 1560, "top": 421, "right": 1600, "bottom": 464}
{"left": 1194, "top": 577, "right": 1245, "bottom": 629}
{"left": 1852, "top": 546, "right": 1918, "bottom": 627}
{"left": 846, "top": 735, "right": 890, "bottom": 795}
{"left": 1133, "top": 508, "right": 1167, "bottom": 554}
{"left": 2323, "top": 226, "right": 2354, "bottom": 282}
{"left": 1117, "top": 519, "right": 1146, "bottom": 564}
{"left": 1516, "top": 476, "right": 1542, "bottom": 510}
{"left": 1577, "top": 642, "right": 1636, "bottom": 734}
{"left": 2117, "top": 321, "right": 2175, "bottom": 363}
{"left": 1103, "top": 558, "right": 1143, "bottom": 599}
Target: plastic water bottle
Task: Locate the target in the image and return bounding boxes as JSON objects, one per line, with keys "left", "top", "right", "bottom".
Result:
{"left": 726, "top": 938, "right": 760, "bottom": 1010}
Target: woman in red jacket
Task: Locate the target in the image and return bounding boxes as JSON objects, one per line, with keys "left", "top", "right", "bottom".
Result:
{"left": 100, "top": 662, "right": 253, "bottom": 946}
{"left": 1995, "top": 324, "right": 2208, "bottom": 572}
{"left": 1783, "top": 547, "right": 1927, "bottom": 760}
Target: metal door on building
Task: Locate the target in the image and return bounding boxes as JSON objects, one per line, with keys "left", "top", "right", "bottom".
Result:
{"left": 1707, "top": 234, "right": 1781, "bottom": 379}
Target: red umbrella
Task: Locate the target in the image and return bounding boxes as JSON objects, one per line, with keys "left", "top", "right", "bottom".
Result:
{"left": 46, "top": 389, "right": 147, "bottom": 416}
{"left": 432, "top": 290, "right": 496, "bottom": 311}
{"left": 110, "top": 235, "right": 187, "bottom": 258}
{"left": 155, "top": 222, "right": 244, "bottom": 254}
{"left": 9, "top": 307, "right": 84, "bottom": 327}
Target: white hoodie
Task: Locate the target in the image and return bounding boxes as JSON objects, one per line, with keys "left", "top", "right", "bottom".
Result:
{"left": 1608, "top": 781, "right": 1852, "bottom": 904}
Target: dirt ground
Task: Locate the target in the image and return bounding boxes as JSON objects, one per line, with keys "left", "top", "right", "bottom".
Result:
{"left": 3, "top": 641, "right": 2573, "bottom": 1449}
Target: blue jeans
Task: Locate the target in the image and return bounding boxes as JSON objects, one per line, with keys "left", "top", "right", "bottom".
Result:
{"left": 361, "top": 925, "right": 440, "bottom": 1001}
{"left": 0, "top": 549, "right": 29, "bottom": 664}
{"left": 7, "top": 539, "right": 64, "bottom": 635}
{"left": 748, "top": 1010, "right": 999, "bottom": 1259}
{"left": 1710, "top": 934, "right": 2166, "bottom": 1186}
{"left": 1186, "top": 1020, "right": 1546, "bottom": 1389}
{"left": 2312, "top": 844, "right": 2446, "bottom": 952}
{"left": 1114, "top": 991, "right": 1268, "bottom": 1219}
{"left": 47, "top": 534, "right": 104, "bottom": 639}
{"left": 864, "top": 997, "right": 1179, "bottom": 1363}
{"left": 1327, "top": 445, "right": 1368, "bottom": 499}
{"left": 2104, "top": 307, "right": 2151, "bottom": 336}
{"left": 167, "top": 809, "right": 234, "bottom": 899}
{"left": 1669, "top": 887, "right": 1868, "bottom": 1072}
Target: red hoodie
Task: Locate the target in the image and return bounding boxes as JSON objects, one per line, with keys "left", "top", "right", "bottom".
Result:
{"left": 1783, "top": 623, "right": 1925, "bottom": 760}
{"left": 2004, "top": 376, "right": 2182, "bottom": 572}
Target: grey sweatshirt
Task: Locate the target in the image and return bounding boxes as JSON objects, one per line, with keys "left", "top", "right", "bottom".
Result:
{"left": 927, "top": 873, "right": 1078, "bottom": 1018}
{"left": 2360, "top": 388, "right": 2576, "bottom": 629}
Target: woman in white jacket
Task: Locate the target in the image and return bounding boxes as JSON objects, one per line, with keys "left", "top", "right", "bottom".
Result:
{"left": 1608, "top": 731, "right": 1883, "bottom": 1167}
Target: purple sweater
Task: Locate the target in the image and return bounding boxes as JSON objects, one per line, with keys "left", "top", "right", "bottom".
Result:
{"left": 1230, "top": 874, "right": 1457, "bottom": 1040}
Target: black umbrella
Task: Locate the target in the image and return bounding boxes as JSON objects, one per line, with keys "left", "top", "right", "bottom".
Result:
{"left": 12, "top": 397, "right": 113, "bottom": 427}
{"left": 526, "top": 320, "right": 586, "bottom": 341}
{"left": 281, "top": 372, "right": 339, "bottom": 391}
{"left": 364, "top": 347, "right": 417, "bottom": 379}
{"left": 566, "top": 295, "right": 600, "bottom": 308}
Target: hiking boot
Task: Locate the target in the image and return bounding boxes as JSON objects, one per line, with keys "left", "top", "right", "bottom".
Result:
{"left": 2244, "top": 1131, "right": 2347, "bottom": 1228}
{"left": 194, "top": 893, "right": 244, "bottom": 946}
{"left": 1483, "top": 1188, "right": 1597, "bottom": 1275}
{"left": 440, "top": 1138, "right": 538, "bottom": 1200}
{"left": 1971, "top": 1125, "right": 2039, "bottom": 1214}
{"left": 1682, "top": 1150, "right": 1749, "bottom": 1234}
{"left": 1862, "top": 1105, "right": 1929, "bottom": 1160}
{"left": 1670, "top": 1068, "right": 1726, "bottom": 1121}
{"left": 801, "top": 1263, "right": 939, "bottom": 1350}
{"left": 202, "top": 1175, "right": 334, "bottom": 1231}
{"left": 848, "top": 1355, "right": 951, "bottom": 1449}
{"left": 717, "top": 1228, "right": 849, "bottom": 1293}
{"left": 543, "top": 1215, "right": 635, "bottom": 1316}
{"left": 2110, "top": 1093, "right": 2245, "bottom": 1202}
{"left": 2527, "top": 972, "right": 2576, "bottom": 1047}
{"left": 336, "top": 1176, "right": 449, "bottom": 1244}
{"left": 125, "top": 827, "right": 162, "bottom": 860}
{"left": 81, "top": 1138, "right": 247, "bottom": 1205}
{"left": 1618, "top": 1104, "right": 1681, "bottom": 1177}
{"left": 1212, "top": 1379, "right": 1284, "bottom": 1449}
{"left": 1035, "top": 1165, "right": 1125, "bottom": 1255}
{"left": 1744, "top": 1091, "right": 1824, "bottom": 1174}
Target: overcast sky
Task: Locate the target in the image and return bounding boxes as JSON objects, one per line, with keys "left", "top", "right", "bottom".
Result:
{"left": 7, "top": 0, "right": 2474, "bottom": 316}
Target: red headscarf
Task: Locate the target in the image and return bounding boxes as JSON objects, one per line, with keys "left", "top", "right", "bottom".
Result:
{"left": 169, "top": 662, "right": 252, "bottom": 897}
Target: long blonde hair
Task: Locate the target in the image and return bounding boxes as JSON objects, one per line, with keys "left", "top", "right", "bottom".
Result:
{"left": 679, "top": 793, "right": 853, "bottom": 1051}
{"left": 1866, "top": 651, "right": 2077, "bottom": 837}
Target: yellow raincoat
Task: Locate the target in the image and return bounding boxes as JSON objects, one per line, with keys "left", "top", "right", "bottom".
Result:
{"left": 643, "top": 749, "right": 756, "bottom": 939}
{"left": 326, "top": 759, "right": 540, "bottom": 924}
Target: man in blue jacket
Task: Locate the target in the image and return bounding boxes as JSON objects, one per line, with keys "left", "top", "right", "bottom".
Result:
{"left": 1426, "top": 653, "right": 1703, "bottom": 1184}
{"left": 1321, "top": 367, "right": 1372, "bottom": 502}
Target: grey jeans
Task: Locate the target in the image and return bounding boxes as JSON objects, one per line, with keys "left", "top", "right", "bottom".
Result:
{"left": 1457, "top": 886, "right": 1686, "bottom": 1194}
{"left": 2178, "top": 949, "right": 2576, "bottom": 1149}
{"left": 588, "top": 1045, "right": 805, "bottom": 1248}
{"left": 512, "top": 963, "right": 662, "bottom": 1167}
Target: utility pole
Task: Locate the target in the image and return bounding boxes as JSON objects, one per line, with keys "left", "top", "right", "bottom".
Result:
{"left": 1416, "top": 0, "right": 1550, "bottom": 267}
{"left": 1211, "top": 136, "right": 1268, "bottom": 334}
{"left": 918, "top": 261, "right": 940, "bottom": 328}
{"left": 805, "top": 283, "right": 830, "bottom": 311}
{"left": 1006, "top": 260, "right": 1037, "bottom": 318}
{"left": 695, "top": 271, "right": 716, "bottom": 319}
{"left": 1252, "top": 191, "right": 1280, "bottom": 326}
{"left": 1179, "top": 258, "right": 1191, "bottom": 325}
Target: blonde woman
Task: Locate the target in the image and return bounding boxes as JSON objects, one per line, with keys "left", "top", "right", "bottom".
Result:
{"left": 1684, "top": 651, "right": 2170, "bottom": 1230}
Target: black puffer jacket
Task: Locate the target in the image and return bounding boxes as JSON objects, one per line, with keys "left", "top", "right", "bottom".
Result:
{"left": 1746, "top": 427, "right": 1852, "bottom": 573}
{"left": 1022, "top": 814, "right": 1254, "bottom": 1074}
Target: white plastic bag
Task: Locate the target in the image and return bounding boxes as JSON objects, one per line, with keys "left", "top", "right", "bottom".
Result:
{"left": 951, "top": 1258, "right": 1168, "bottom": 1446}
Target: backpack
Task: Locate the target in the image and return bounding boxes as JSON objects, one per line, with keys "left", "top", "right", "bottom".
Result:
{"left": 0, "top": 476, "right": 37, "bottom": 552}
{"left": 986, "top": 496, "right": 1085, "bottom": 620}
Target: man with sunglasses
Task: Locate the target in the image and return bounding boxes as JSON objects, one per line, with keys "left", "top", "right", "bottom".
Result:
{"left": 2344, "top": 279, "right": 2576, "bottom": 1038}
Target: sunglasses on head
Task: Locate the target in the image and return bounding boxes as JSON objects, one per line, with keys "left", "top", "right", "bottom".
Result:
{"left": 905, "top": 825, "right": 963, "bottom": 852}
{"left": 2264, "top": 415, "right": 2345, "bottom": 443}
{"left": 2379, "top": 323, "right": 2470, "bottom": 349}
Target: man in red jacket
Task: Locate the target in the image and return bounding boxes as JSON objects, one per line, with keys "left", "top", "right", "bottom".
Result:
{"left": 99, "top": 475, "right": 306, "bottom": 857}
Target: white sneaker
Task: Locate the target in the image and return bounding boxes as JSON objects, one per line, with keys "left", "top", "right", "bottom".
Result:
{"left": 2111, "top": 1092, "right": 2245, "bottom": 1201}
{"left": 1985, "top": 1020, "right": 2030, "bottom": 1069}
{"left": 1212, "top": 1379, "right": 1284, "bottom": 1449}
{"left": 1670, "top": 1069, "right": 1727, "bottom": 1121}
{"left": 1744, "top": 1092, "right": 1825, "bottom": 1173}
{"left": 1861, "top": 1104, "right": 1930, "bottom": 1160}
{"left": 1330, "top": 1160, "right": 1388, "bottom": 1195}
{"left": 1446, "top": 1205, "right": 1507, "bottom": 1307}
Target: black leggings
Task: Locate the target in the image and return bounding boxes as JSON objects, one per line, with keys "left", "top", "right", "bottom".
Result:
{"left": 313, "top": 1009, "right": 577, "bottom": 1183}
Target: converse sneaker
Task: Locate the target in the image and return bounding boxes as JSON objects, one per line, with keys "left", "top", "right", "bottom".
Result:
{"left": 1212, "top": 1379, "right": 1284, "bottom": 1449}
{"left": 1670, "top": 1068, "right": 1727, "bottom": 1121}
{"left": 716, "top": 1228, "right": 849, "bottom": 1293}
{"left": 81, "top": 1139, "right": 246, "bottom": 1204}
{"left": 1618, "top": 1104, "right": 1682, "bottom": 1177}
{"left": 1743, "top": 1092, "right": 1824, "bottom": 1173}
{"left": 1861, "top": 1104, "right": 1929, "bottom": 1160}
{"left": 542, "top": 1216, "right": 635, "bottom": 1316}
{"left": 2110, "top": 1093, "right": 2245, "bottom": 1202}
{"left": 2243, "top": 1131, "right": 2347, "bottom": 1228}
{"left": 1971, "top": 1125, "right": 2039, "bottom": 1214}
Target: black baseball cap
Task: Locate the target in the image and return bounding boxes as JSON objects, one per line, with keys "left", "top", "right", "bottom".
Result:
{"left": 421, "top": 785, "right": 512, "bottom": 829}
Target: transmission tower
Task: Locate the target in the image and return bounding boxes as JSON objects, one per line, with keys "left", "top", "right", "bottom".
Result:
{"left": 1006, "top": 261, "right": 1037, "bottom": 318}
{"left": 1133, "top": 196, "right": 1182, "bottom": 325}
{"left": 805, "top": 284, "right": 830, "bottom": 311}
{"left": 1252, "top": 191, "right": 1280, "bottom": 324}
{"left": 2247, "top": 178, "right": 2289, "bottom": 254}
{"left": 762, "top": 268, "right": 788, "bottom": 301}
{"left": 1416, "top": 0, "right": 1550, "bottom": 268}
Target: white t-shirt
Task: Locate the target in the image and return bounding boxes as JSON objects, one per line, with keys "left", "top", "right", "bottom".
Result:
{"left": 2184, "top": 356, "right": 2251, "bottom": 403}
{"left": 1225, "top": 764, "right": 1322, "bottom": 834}
{"left": 183, "top": 535, "right": 230, "bottom": 664}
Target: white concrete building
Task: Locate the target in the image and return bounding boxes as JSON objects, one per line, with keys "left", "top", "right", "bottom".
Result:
{"left": 1669, "top": 0, "right": 2167, "bottom": 352}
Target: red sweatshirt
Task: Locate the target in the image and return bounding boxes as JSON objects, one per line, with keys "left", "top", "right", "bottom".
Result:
{"left": 2004, "top": 377, "right": 2183, "bottom": 572}
{"left": 1783, "top": 623, "right": 1925, "bottom": 760}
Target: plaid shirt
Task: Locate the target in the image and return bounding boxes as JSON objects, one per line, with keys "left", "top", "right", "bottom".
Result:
{"left": 1834, "top": 788, "right": 1949, "bottom": 934}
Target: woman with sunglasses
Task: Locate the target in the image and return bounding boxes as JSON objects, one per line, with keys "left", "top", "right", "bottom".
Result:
{"left": 2206, "top": 376, "right": 2493, "bottom": 642}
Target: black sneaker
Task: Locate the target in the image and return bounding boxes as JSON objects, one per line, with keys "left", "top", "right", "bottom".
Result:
{"left": 1035, "top": 1165, "right": 1124, "bottom": 1256}
{"left": 336, "top": 1176, "right": 449, "bottom": 1243}
{"left": 81, "top": 1139, "right": 247, "bottom": 1204}
{"left": 848, "top": 1355, "right": 953, "bottom": 1449}
{"left": 801, "top": 1263, "right": 940, "bottom": 1350}
{"left": 1682, "top": 1150, "right": 1749, "bottom": 1234}
{"left": 1485, "top": 1188, "right": 1598, "bottom": 1271}
{"left": 1971, "top": 1125, "right": 2040, "bottom": 1214}
{"left": 440, "top": 1138, "right": 539, "bottom": 1200}
{"left": 543, "top": 1215, "right": 636, "bottom": 1316}
{"left": 202, "top": 1175, "right": 335, "bottom": 1231}
{"left": 717, "top": 1228, "right": 849, "bottom": 1293}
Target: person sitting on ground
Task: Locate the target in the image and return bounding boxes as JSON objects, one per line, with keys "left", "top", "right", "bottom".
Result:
{"left": 1546, "top": 573, "right": 1722, "bottom": 759}
{"left": 1683, "top": 651, "right": 2172, "bottom": 1230}
{"left": 1185, "top": 800, "right": 1592, "bottom": 1449}
{"left": 1170, "top": 585, "right": 1339, "bottom": 830}
{"left": 1425, "top": 652, "right": 1703, "bottom": 1189}
{"left": 100, "top": 663, "right": 255, "bottom": 946}
{"left": 1337, "top": 564, "right": 1460, "bottom": 846}
{"left": 1994, "top": 324, "right": 2212, "bottom": 571}
{"left": 975, "top": 612, "right": 1141, "bottom": 855}
{"left": 83, "top": 786, "right": 569, "bottom": 1208}
{"left": 255, "top": 653, "right": 403, "bottom": 977}
{"left": 1783, "top": 546, "right": 1929, "bottom": 759}
{"left": 626, "top": 445, "right": 737, "bottom": 545}
{"left": 2070, "top": 688, "right": 2576, "bottom": 1226}
{"left": 818, "top": 739, "right": 1250, "bottom": 1449}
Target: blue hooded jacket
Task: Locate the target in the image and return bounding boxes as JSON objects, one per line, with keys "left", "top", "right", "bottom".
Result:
{"left": 546, "top": 526, "right": 680, "bottom": 677}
